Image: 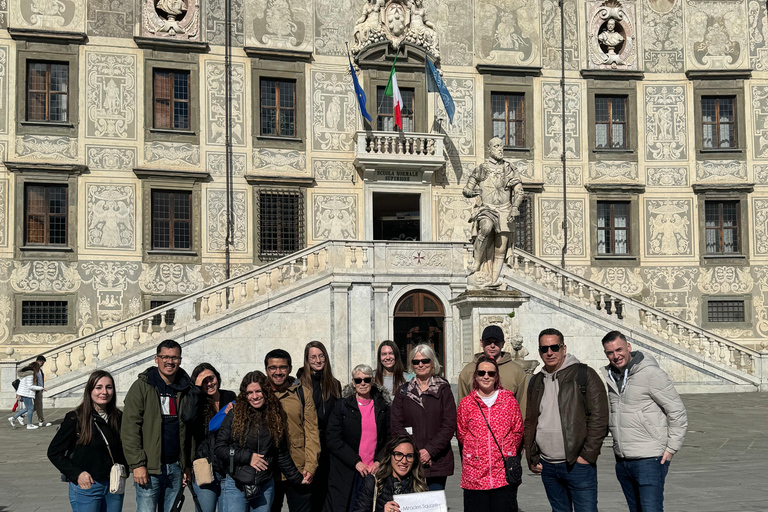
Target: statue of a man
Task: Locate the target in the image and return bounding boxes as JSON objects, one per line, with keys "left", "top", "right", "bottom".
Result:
{"left": 463, "top": 137, "right": 525, "bottom": 287}
{"left": 598, "top": 18, "right": 624, "bottom": 54}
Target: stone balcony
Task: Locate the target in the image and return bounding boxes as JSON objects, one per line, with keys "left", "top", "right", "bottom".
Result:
{"left": 354, "top": 130, "right": 446, "bottom": 183}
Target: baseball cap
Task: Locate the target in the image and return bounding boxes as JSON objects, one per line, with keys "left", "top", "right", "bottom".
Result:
{"left": 481, "top": 325, "right": 505, "bottom": 344}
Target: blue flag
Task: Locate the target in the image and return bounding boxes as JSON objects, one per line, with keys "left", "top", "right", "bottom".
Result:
{"left": 348, "top": 51, "right": 372, "bottom": 122}
{"left": 426, "top": 58, "right": 455, "bottom": 125}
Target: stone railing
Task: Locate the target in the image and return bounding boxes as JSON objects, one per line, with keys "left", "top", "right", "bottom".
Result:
{"left": 505, "top": 248, "right": 762, "bottom": 377}
{"left": 354, "top": 131, "right": 446, "bottom": 179}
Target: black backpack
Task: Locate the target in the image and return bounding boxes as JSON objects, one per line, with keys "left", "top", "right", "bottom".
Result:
{"left": 11, "top": 379, "right": 19, "bottom": 390}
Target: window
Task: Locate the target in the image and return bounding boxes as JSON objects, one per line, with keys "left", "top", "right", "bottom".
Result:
{"left": 377, "top": 86, "right": 415, "bottom": 132}
{"left": 25, "top": 184, "right": 68, "bottom": 246}
{"left": 150, "top": 300, "right": 176, "bottom": 326}
{"left": 595, "top": 96, "right": 627, "bottom": 149}
{"left": 705, "top": 200, "right": 740, "bottom": 254}
{"left": 151, "top": 190, "right": 192, "bottom": 250}
{"left": 707, "top": 299, "right": 745, "bottom": 323}
{"left": 491, "top": 93, "right": 525, "bottom": 148}
{"left": 701, "top": 97, "right": 735, "bottom": 149}
{"left": 153, "top": 70, "right": 190, "bottom": 130}
{"left": 26, "top": 61, "right": 69, "bottom": 123}
{"left": 21, "top": 300, "right": 68, "bottom": 326}
{"left": 260, "top": 78, "right": 296, "bottom": 138}
{"left": 597, "top": 201, "right": 629, "bottom": 255}
{"left": 513, "top": 193, "right": 534, "bottom": 253}
{"left": 258, "top": 190, "right": 304, "bottom": 259}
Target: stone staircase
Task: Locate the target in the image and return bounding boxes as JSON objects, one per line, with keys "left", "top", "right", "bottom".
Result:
{"left": 2, "top": 241, "right": 765, "bottom": 408}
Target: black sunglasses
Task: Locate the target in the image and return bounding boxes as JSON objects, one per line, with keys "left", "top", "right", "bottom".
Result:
{"left": 539, "top": 344, "right": 563, "bottom": 354}
{"left": 411, "top": 358, "right": 431, "bottom": 366}
{"left": 477, "top": 370, "right": 497, "bottom": 377}
{"left": 353, "top": 377, "right": 372, "bottom": 384}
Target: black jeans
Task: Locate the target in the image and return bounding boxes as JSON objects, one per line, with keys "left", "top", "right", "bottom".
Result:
{"left": 271, "top": 478, "right": 311, "bottom": 512}
{"left": 463, "top": 485, "right": 519, "bottom": 511}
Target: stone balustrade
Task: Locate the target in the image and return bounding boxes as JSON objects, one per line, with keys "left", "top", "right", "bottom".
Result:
{"left": 354, "top": 131, "right": 446, "bottom": 182}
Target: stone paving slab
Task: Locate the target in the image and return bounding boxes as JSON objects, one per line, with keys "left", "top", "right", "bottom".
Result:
{"left": 0, "top": 393, "right": 766, "bottom": 512}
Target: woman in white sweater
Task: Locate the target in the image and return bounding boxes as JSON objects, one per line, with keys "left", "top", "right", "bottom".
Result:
{"left": 10, "top": 362, "right": 44, "bottom": 430}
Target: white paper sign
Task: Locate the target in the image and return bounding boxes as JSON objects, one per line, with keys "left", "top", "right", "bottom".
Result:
{"left": 393, "top": 491, "right": 448, "bottom": 512}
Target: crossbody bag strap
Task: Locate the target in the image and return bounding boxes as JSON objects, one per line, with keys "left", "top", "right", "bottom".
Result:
{"left": 93, "top": 420, "right": 116, "bottom": 466}
{"left": 474, "top": 399, "right": 507, "bottom": 464}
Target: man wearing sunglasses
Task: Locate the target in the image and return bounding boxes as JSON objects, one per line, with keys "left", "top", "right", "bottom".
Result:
{"left": 524, "top": 328, "right": 608, "bottom": 512}
{"left": 601, "top": 331, "right": 687, "bottom": 512}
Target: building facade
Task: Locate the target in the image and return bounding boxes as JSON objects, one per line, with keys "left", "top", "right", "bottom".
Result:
{"left": 1, "top": 0, "right": 767, "bottom": 362}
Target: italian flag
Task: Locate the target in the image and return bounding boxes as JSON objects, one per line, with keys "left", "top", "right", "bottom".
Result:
{"left": 384, "top": 54, "right": 403, "bottom": 130}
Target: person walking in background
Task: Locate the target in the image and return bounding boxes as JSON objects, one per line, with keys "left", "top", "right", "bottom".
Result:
{"left": 9, "top": 361, "right": 43, "bottom": 430}
{"left": 601, "top": 331, "right": 688, "bottom": 512}
{"left": 33, "top": 355, "right": 52, "bottom": 427}
{"left": 390, "top": 344, "right": 456, "bottom": 491}
{"left": 122, "top": 340, "right": 193, "bottom": 512}
{"left": 353, "top": 435, "right": 428, "bottom": 512}
{"left": 297, "top": 341, "right": 342, "bottom": 512}
{"left": 458, "top": 325, "right": 527, "bottom": 417}
{"left": 48, "top": 370, "right": 126, "bottom": 512}
{"left": 215, "top": 371, "right": 308, "bottom": 512}
{"left": 524, "top": 328, "right": 609, "bottom": 512}
{"left": 373, "top": 341, "right": 408, "bottom": 397}
{"left": 182, "top": 363, "right": 237, "bottom": 512}
{"left": 265, "top": 349, "right": 320, "bottom": 512}
{"left": 457, "top": 356, "right": 523, "bottom": 511}
{"left": 324, "top": 364, "right": 390, "bottom": 512}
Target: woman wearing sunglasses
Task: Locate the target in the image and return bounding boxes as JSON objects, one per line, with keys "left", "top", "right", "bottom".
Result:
{"left": 457, "top": 356, "right": 524, "bottom": 511}
{"left": 390, "top": 344, "right": 456, "bottom": 491}
{"left": 353, "top": 435, "right": 429, "bottom": 512}
{"left": 324, "top": 364, "right": 391, "bottom": 512}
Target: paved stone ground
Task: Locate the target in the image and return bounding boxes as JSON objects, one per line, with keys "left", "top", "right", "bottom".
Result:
{"left": 0, "top": 393, "right": 766, "bottom": 512}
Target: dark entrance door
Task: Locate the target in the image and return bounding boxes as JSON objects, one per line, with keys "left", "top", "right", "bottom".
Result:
{"left": 373, "top": 192, "right": 420, "bottom": 241}
{"left": 393, "top": 290, "right": 445, "bottom": 374}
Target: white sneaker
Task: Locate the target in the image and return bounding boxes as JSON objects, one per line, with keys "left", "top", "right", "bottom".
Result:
{"left": 26, "top": 424, "right": 39, "bottom": 430}
{"left": 17, "top": 417, "right": 25, "bottom": 426}
{"left": 8, "top": 417, "right": 15, "bottom": 429}
{"left": 39, "top": 422, "right": 51, "bottom": 427}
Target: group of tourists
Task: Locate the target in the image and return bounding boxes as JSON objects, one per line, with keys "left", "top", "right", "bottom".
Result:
{"left": 42, "top": 325, "right": 687, "bottom": 512}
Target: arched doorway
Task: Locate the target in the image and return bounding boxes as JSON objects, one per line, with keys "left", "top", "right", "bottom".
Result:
{"left": 393, "top": 290, "right": 445, "bottom": 374}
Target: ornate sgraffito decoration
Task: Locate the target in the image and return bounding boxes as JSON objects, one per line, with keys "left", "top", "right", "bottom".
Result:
{"left": 507, "top": 159, "right": 533, "bottom": 180}
{"left": 643, "top": 0, "right": 684, "bottom": 72}
{"left": 86, "top": 146, "right": 136, "bottom": 171}
{"left": 315, "top": 0, "right": 357, "bottom": 56}
{"left": 695, "top": 160, "right": 747, "bottom": 183}
{"left": 0, "top": 295, "right": 10, "bottom": 344}
{"left": 80, "top": 261, "right": 140, "bottom": 327}
{"left": 644, "top": 85, "right": 687, "bottom": 161}
{"left": 753, "top": 199, "right": 768, "bottom": 255}
{"left": 755, "top": 165, "right": 768, "bottom": 184}
{"left": 389, "top": 250, "right": 448, "bottom": 267}
{"left": 206, "top": 0, "right": 243, "bottom": 45}
{"left": 646, "top": 166, "right": 688, "bottom": 187}
{"left": 646, "top": 200, "right": 692, "bottom": 256}
{"left": 643, "top": 266, "right": 699, "bottom": 323}
{"left": 203, "top": 263, "right": 253, "bottom": 284}
{"left": 436, "top": 194, "right": 472, "bottom": 242}
{"left": 16, "top": 135, "right": 77, "bottom": 159}
{"left": 86, "top": 185, "right": 135, "bottom": 251}
{"left": 313, "top": 194, "right": 357, "bottom": 240}
{"left": 351, "top": 0, "right": 439, "bottom": 63}
{"left": 16, "top": 0, "right": 84, "bottom": 30}
{"left": 142, "top": 0, "right": 200, "bottom": 40}
{"left": 543, "top": 82, "right": 581, "bottom": 160}
{"left": 541, "top": 0, "right": 579, "bottom": 69}
{"left": 0, "top": 45, "right": 8, "bottom": 135}
{"left": 588, "top": 0, "right": 637, "bottom": 69}
{"left": 313, "top": 159, "right": 355, "bottom": 182}
{"left": 749, "top": 0, "right": 768, "bottom": 70}
{"left": 87, "top": 0, "right": 135, "bottom": 38}
{"left": 0, "top": 1, "right": 7, "bottom": 29}
{"left": 592, "top": 267, "right": 645, "bottom": 295}
{"left": 206, "top": 61, "right": 245, "bottom": 146}
{"left": 144, "top": 141, "right": 200, "bottom": 167}
{"left": 207, "top": 151, "right": 246, "bottom": 177}
{"left": 254, "top": 148, "right": 307, "bottom": 174}
{"left": 139, "top": 263, "right": 205, "bottom": 294}
{"left": 751, "top": 85, "right": 768, "bottom": 159}
{"left": 311, "top": 70, "right": 357, "bottom": 152}
{"left": 698, "top": 266, "right": 754, "bottom": 294}
{"left": 248, "top": 0, "right": 312, "bottom": 51}
{"left": 475, "top": 0, "right": 539, "bottom": 66}
{"left": 12, "top": 333, "right": 76, "bottom": 346}
{"left": 207, "top": 189, "right": 247, "bottom": 253}
{"left": 436, "top": 77, "right": 474, "bottom": 156}
{"left": 86, "top": 53, "right": 136, "bottom": 140}
{"left": 9, "top": 261, "right": 81, "bottom": 293}
{"left": 425, "top": 0, "right": 472, "bottom": 66}
{"left": 589, "top": 161, "right": 638, "bottom": 182}
{"left": 544, "top": 165, "right": 582, "bottom": 186}
{"left": 540, "top": 198, "right": 585, "bottom": 256}
{"left": 0, "top": 179, "right": 6, "bottom": 248}
{"left": 686, "top": 0, "right": 747, "bottom": 69}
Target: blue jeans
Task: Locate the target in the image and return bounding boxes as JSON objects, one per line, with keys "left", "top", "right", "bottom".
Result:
{"left": 134, "top": 462, "right": 183, "bottom": 512}
{"left": 221, "top": 475, "right": 274, "bottom": 512}
{"left": 615, "top": 457, "right": 670, "bottom": 512}
{"left": 193, "top": 472, "right": 223, "bottom": 512}
{"left": 540, "top": 460, "right": 598, "bottom": 512}
{"left": 13, "top": 396, "right": 34, "bottom": 423}
{"left": 68, "top": 479, "right": 124, "bottom": 512}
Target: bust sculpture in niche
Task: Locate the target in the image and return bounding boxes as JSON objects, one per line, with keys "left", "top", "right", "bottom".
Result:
{"left": 156, "top": 0, "right": 188, "bottom": 35}
{"left": 597, "top": 18, "right": 625, "bottom": 66}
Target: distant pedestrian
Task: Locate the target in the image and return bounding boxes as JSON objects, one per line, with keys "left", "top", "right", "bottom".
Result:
{"left": 601, "top": 331, "right": 688, "bottom": 512}
{"left": 48, "top": 370, "right": 126, "bottom": 512}
{"left": 33, "top": 355, "right": 52, "bottom": 427}
{"left": 373, "top": 341, "right": 408, "bottom": 397}
{"left": 9, "top": 361, "right": 43, "bottom": 430}
{"left": 391, "top": 344, "right": 456, "bottom": 491}
{"left": 457, "top": 356, "right": 523, "bottom": 511}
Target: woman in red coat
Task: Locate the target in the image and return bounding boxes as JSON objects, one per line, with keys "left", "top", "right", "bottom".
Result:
{"left": 457, "top": 355, "right": 524, "bottom": 511}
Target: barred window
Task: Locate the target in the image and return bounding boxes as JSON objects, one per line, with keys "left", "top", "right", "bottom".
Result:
{"left": 595, "top": 96, "right": 627, "bottom": 149}
{"left": 153, "top": 70, "right": 190, "bottom": 130}
{"left": 377, "top": 86, "right": 415, "bottom": 132}
{"left": 491, "top": 93, "right": 525, "bottom": 148}
{"left": 513, "top": 194, "right": 534, "bottom": 253}
{"left": 150, "top": 300, "right": 176, "bottom": 326}
{"left": 151, "top": 190, "right": 192, "bottom": 250}
{"left": 705, "top": 200, "right": 740, "bottom": 254}
{"left": 707, "top": 300, "right": 745, "bottom": 323}
{"left": 702, "top": 97, "right": 736, "bottom": 149}
{"left": 258, "top": 190, "right": 304, "bottom": 259}
{"left": 25, "top": 184, "right": 68, "bottom": 246}
{"left": 22, "top": 301, "right": 68, "bottom": 326}
{"left": 260, "top": 78, "right": 296, "bottom": 137}
{"left": 597, "top": 201, "right": 630, "bottom": 255}
{"left": 27, "top": 61, "right": 69, "bottom": 123}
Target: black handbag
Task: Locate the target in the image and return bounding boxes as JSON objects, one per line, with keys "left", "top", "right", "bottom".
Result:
{"left": 475, "top": 399, "right": 523, "bottom": 486}
{"left": 230, "top": 446, "right": 262, "bottom": 501}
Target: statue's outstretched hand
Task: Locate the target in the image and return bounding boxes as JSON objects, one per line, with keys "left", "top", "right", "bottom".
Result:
{"left": 508, "top": 207, "right": 520, "bottom": 220}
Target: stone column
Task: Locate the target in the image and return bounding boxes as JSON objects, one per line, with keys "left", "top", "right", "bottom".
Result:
{"left": 330, "top": 282, "right": 352, "bottom": 380}
{"left": 372, "top": 283, "right": 392, "bottom": 344}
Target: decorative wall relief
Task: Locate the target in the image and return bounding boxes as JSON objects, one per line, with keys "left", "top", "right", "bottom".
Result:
{"left": 436, "top": 77, "right": 474, "bottom": 156}
{"left": 697, "top": 266, "right": 754, "bottom": 293}
{"left": 203, "top": 263, "right": 253, "bottom": 284}
{"left": 206, "top": 189, "right": 247, "bottom": 253}
{"left": 475, "top": 0, "right": 539, "bottom": 66}
{"left": 207, "top": 151, "right": 247, "bottom": 177}
{"left": 246, "top": 0, "right": 312, "bottom": 52}
{"left": 0, "top": 1, "right": 7, "bottom": 29}
{"left": 311, "top": 70, "right": 357, "bottom": 152}
{"left": 254, "top": 148, "right": 307, "bottom": 173}
{"left": 695, "top": 160, "right": 747, "bottom": 182}
{"left": 592, "top": 267, "right": 645, "bottom": 295}
{"left": 87, "top": 0, "right": 135, "bottom": 37}
{"left": 436, "top": 194, "right": 473, "bottom": 242}
{"left": 313, "top": 194, "right": 357, "bottom": 240}
{"left": 544, "top": 165, "right": 582, "bottom": 186}
{"left": 16, "top": 135, "right": 77, "bottom": 159}
{"left": 645, "top": 199, "right": 692, "bottom": 256}
{"left": 751, "top": 85, "right": 768, "bottom": 158}
{"left": 425, "top": 0, "right": 473, "bottom": 65}
{"left": 686, "top": 0, "right": 747, "bottom": 69}
{"left": 15, "top": 0, "right": 84, "bottom": 30}
{"left": 77, "top": 296, "right": 97, "bottom": 337}
{"left": 587, "top": 0, "right": 637, "bottom": 69}
{"left": 541, "top": 0, "right": 579, "bottom": 70}
{"left": 588, "top": 161, "right": 638, "bottom": 182}
{"left": 314, "top": 0, "right": 357, "bottom": 56}
{"left": 12, "top": 333, "right": 76, "bottom": 345}
{"left": 86, "top": 146, "right": 137, "bottom": 171}
{"left": 389, "top": 249, "right": 448, "bottom": 268}
{"left": 142, "top": 0, "right": 200, "bottom": 40}
{"left": 540, "top": 198, "right": 585, "bottom": 256}
{"left": 644, "top": 266, "right": 699, "bottom": 323}
{"left": 206, "top": 0, "right": 243, "bottom": 45}
{"left": 9, "top": 261, "right": 81, "bottom": 293}
{"left": 80, "top": 261, "right": 141, "bottom": 327}
{"left": 0, "top": 179, "right": 6, "bottom": 248}
{"left": 0, "top": 295, "right": 10, "bottom": 344}
{"left": 542, "top": 82, "right": 581, "bottom": 160}
{"left": 643, "top": 0, "right": 684, "bottom": 72}
{"left": 646, "top": 166, "right": 689, "bottom": 186}
{"left": 85, "top": 184, "right": 136, "bottom": 251}
{"left": 139, "top": 263, "right": 205, "bottom": 294}
{"left": 748, "top": 0, "right": 768, "bottom": 70}
{"left": 206, "top": 61, "right": 245, "bottom": 146}
{"left": 644, "top": 85, "right": 687, "bottom": 161}
{"left": 313, "top": 159, "right": 355, "bottom": 182}
{"left": 0, "top": 45, "right": 8, "bottom": 135}
{"left": 507, "top": 159, "right": 533, "bottom": 180}
{"left": 755, "top": 165, "right": 768, "bottom": 183}
{"left": 144, "top": 141, "right": 200, "bottom": 167}
{"left": 86, "top": 53, "right": 136, "bottom": 140}
{"left": 753, "top": 198, "right": 768, "bottom": 255}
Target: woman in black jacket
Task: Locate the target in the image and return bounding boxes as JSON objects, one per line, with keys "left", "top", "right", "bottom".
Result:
{"left": 215, "top": 371, "right": 307, "bottom": 512}
{"left": 353, "top": 435, "right": 428, "bottom": 512}
{"left": 323, "top": 364, "right": 390, "bottom": 512}
{"left": 48, "top": 370, "right": 126, "bottom": 512}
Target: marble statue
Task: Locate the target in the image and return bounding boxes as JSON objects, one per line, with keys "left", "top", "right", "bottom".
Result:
{"left": 155, "top": 0, "right": 188, "bottom": 34}
{"left": 463, "top": 137, "right": 525, "bottom": 288}
{"left": 598, "top": 19, "right": 624, "bottom": 54}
